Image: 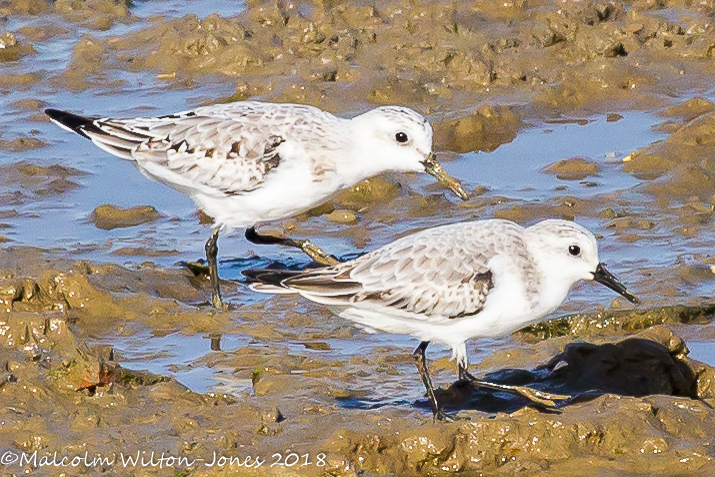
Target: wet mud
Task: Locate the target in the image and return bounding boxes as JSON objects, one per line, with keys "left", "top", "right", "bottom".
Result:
{"left": 1, "top": 252, "right": 715, "bottom": 476}
{"left": 89, "top": 204, "right": 163, "bottom": 230}
{"left": 2, "top": 0, "right": 715, "bottom": 475}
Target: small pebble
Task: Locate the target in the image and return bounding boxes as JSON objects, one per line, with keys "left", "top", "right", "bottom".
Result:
{"left": 327, "top": 209, "right": 358, "bottom": 224}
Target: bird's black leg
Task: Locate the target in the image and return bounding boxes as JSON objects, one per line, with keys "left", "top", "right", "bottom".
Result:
{"left": 413, "top": 341, "right": 452, "bottom": 422}
{"left": 205, "top": 228, "right": 224, "bottom": 310}
{"left": 458, "top": 363, "right": 570, "bottom": 407}
{"left": 458, "top": 363, "right": 470, "bottom": 381}
{"left": 245, "top": 226, "right": 340, "bottom": 266}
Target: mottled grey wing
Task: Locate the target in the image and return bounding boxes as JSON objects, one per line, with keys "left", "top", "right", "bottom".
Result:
{"left": 282, "top": 224, "right": 513, "bottom": 319}
{"left": 90, "top": 109, "right": 286, "bottom": 196}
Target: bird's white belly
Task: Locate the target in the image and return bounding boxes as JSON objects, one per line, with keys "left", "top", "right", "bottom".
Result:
{"left": 331, "top": 256, "right": 554, "bottom": 361}
{"left": 190, "top": 164, "right": 342, "bottom": 230}
{"left": 335, "top": 304, "right": 534, "bottom": 346}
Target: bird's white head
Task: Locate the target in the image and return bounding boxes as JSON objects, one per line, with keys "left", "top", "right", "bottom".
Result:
{"left": 349, "top": 106, "right": 468, "bottom": 200}
{"left": 352, "top": 106, "right": 433, "bottom": 170}
{"left": 525, "top": 219, "right": 638, "bottom": 304}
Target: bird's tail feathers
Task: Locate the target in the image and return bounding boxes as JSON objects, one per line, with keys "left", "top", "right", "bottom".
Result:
{"left": 83, "top": 129, "right": 138, "bottom": 160}
{"left": 45, "top": 108, "right": 152, "bottom": 160}
{"left": 45, "top": 108, "right": 98, "bottom": 139}
{"left": 248, "top": 283, "right": 297, "bottom": 294}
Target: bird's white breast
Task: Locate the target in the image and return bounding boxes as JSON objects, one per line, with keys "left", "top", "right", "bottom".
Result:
{"left": 189, "top": 149, "right": 344, "bottom": 229}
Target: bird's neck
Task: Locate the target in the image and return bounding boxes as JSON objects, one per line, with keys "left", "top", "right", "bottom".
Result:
{"left": 525, "top": 245, "right": 576, "bottom": 316}
{"left": 333, "top": 140, "right": 390, "bottom": 188}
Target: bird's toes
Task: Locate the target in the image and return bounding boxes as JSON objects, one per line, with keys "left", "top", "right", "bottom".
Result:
{"left": 433, "top": 410, "right": 456, "bottom": 423}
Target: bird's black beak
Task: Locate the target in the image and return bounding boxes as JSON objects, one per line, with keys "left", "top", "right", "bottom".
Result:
{"left": 592, "top": 263, "right": 639, "bottom": 304}
{"left": 422, "top": 153, "right": 469, "bottom": 201}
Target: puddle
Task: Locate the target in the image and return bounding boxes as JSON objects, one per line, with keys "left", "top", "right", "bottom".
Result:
{"left": 686, "top": 341, "right": 715, "bottom": 367}
{"left": 453, "top": 113, "right": 667, "bottom": 199}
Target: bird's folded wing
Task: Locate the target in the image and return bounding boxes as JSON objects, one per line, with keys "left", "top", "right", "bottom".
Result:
{"left": 81, "top": 109, "right": 290, "bottom": 196}
{"left": 279, "top": 232, "right": 499, "bottom": 319}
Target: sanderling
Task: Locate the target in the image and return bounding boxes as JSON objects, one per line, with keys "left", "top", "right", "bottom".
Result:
{"left": 244, "top": 218, "right": 638, "bottom": 420}
{"left": 45, "top": 102, "right": 468, "bottom": 309}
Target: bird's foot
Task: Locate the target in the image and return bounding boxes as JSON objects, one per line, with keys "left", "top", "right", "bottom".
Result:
{"left": 461, "top": 372, "right": 571, "bottom": 408}
{"left": 211, "top": 293, "right": 228, "bottom": 311}
{"left": 183, "top": 261, "right": 210, "bottom": 277}
{"left": 504, "top": 385, "right": 571, "bottom": 408}
{"left": 434, "top": 409, "right": 455, "bottom": 423}
{"left": 298, "top": 240, "right": 340, "bottom": 266}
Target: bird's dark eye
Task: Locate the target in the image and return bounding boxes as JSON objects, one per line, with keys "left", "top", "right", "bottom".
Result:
{"left": 568, "top": 245, "right": 581, "bottom": 257}
{"left": 395, "top": 132, "right": 409, "bottom": 143}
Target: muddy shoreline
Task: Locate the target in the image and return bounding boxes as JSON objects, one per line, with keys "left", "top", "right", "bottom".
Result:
{"left": 1, "top": 248, "right": 714, "bottom": 475}
{"left": 1, "top": 0, "right": 715, "bottom": 475}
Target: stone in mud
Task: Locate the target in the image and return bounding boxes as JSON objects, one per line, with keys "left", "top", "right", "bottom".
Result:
{"left": 544, "top": 157, "right": 599, "bottom": 180}
{"left": 0, "top": 31, "right": 36, "bottom": 62}
{"left": 49, "top": 344, "right": 171, "bottom": 393}
{"left": 253, "top": 373, "right": 297, "bottom": 396}
{"left": 0, "top": 136, "right": 47, "bottom": 152}
{"left": 492, "top": 197, "right": 584, "bottom": 223}
{"left": 327, "top": 209, "right": 358, "bottom": 224}
{"left": 89, "top": 204, "right": 162, "bottom": 230}
{"left": 0, "top": 0, "right": 49, "bottom": 15}
{"left": 332, "top": 176, "right": 402, "bottom": 210}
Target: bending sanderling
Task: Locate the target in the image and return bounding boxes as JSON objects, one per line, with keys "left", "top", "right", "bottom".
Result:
{"left": 244, "top": 218, "right": 638, "bottom": 420}
{"left": 45, "top": 102, "right": 468, "bottom": 309}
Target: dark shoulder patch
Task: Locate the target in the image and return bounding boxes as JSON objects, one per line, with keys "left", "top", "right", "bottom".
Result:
{"left": 262, "top": 136, "right": 284, "bottom": 172}
{"left": 169, "top": 139, "right": 194, "bottom": 153}
{"left": 157, "top": 111, "right": 197, "bottom": 119}
{"left": 450, "top": 270, "right": 493, "bottom": 320}
{"left": 265, "top": 135, "right": 285, "bottom": 153}
{"left": 264, "top": 154, "right": 280, "bottom": 170}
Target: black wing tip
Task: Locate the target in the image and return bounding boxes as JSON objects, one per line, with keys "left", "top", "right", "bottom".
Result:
{"left": 242, "top": 268, "right": 300, "bottom": 287}
{"left": 44, "top": 108, "right": 97, "bottom": 139}
{"left": 241, "top": 269, "right": 267, "bottom": 281}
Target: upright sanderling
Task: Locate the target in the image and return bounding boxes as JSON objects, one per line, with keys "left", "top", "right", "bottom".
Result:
{"left": 244, "top": 218, "right": 638, "bottom": 420}
{"left": 45, "top": 102, "right": 468, "bottom": 309}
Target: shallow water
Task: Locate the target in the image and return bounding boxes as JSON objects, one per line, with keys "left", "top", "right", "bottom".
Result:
{"left": 1, "top": 1, "right": 714, "bottom": 405}
{"left": 686, "top": 342, "right": 715, "bottom": 367}
{"left": 454, "top": 113, "right": 663, "bottom": 199}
